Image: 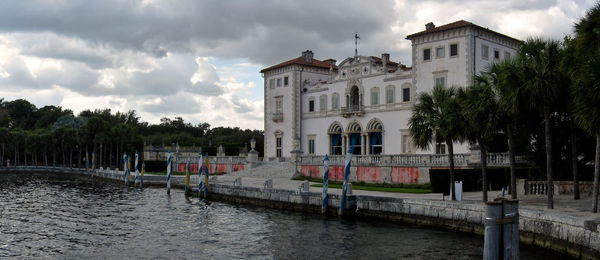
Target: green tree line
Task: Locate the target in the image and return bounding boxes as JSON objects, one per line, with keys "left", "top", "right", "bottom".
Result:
{"left": 0, "top": 100, "right": 264, "bottom": 170}
{"left": 409, "top": 2, "right": 600, "bottom": 211}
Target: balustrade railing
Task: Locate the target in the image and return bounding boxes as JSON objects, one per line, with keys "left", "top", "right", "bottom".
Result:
{"left": 526, "top": 181, "right": 548, "bottom": 195}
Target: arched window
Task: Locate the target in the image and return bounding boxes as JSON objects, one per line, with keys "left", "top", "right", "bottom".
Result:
{"left": 371, "top": 87, "right": 379, "bottom": 105}
{"left": 319, "top": 94, "right": 327, "bottom": 111}
{"left": 332, "top": 93, "right": 339, "bottom": 110}
{"left": 350, "top": 86, "right": 360, "bottom": 111}
{"left": 346, "top": 121, "right": 362, "bottom": 155}
{"left": 366, "top": 119, "right": 383, "bottom": 155}
{"left": 328, "top": 122, "right": 342, "bottom": 155}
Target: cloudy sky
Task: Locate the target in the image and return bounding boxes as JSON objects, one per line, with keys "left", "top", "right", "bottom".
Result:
{"left": 0, "top": 0, "right": 595, "bottom": 130}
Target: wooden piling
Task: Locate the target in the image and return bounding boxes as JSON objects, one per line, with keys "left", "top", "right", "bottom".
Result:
{"left": 484, "top": 200, "right": 503, "bottom": 260}
{"left": 502, "top": 199, "right": 519, "bottom": 260}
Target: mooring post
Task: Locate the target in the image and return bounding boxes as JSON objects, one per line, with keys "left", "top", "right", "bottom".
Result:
{"left": 484, "top": 200, "right": 503, "bottom": 260}
{"left": 185, "top": 159, "right": 190, "bottom": 195}
{"left": 197, "top": 152, "right": 203, "bottom": 197}
{"left": 122, "top": 152, "right": 127, "bottom": 184}
{"left": 339, "top": 148, "right": 353, "bottom": 216}
{"left": 502, "top": 199, "right": 519, "bottom": 260}
{"left": 322, "top": 155, "right": 329, "bottom": 215}
{"left": 166, "top": 151, "right": 171, "bottom": 194}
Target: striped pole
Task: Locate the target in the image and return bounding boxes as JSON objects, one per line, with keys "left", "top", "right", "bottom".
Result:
{"left": 202, "top": 152, "right": 210, "bottom": 197}
{"left": 91, "top": 152, "right": 95, "bottom": 178}
{"left": 122, "top": 153, "right": 127, "bottom": 183}
{"left": 86, "top": 151, "right": 90, "bottom": 177}
{"left": 198, "top": 152, "right": 203, "bottom": 197}
{"left": 127, "top": 155, "right": 132, "bottom": 184}
{"left": 321, "top": 154, "right": 330, "bottom": 214}
{"left": 185, "top": 159, "right": 190, "bottom": 195}
{"left": 339, "top": 148, "right": 353, "bottom": 215}
{"left": 166, "top": 151, "right": 172, "bottom": 194}
{"left": 134, "top": 151, "right": 139, "bottom": 185}
{"left": 140, "top": 161, "right": 145, "bottom": 186}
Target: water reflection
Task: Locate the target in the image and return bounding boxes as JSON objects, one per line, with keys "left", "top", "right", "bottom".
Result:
{"left": 0, "top": 172, "right": 572, "bottom": 259}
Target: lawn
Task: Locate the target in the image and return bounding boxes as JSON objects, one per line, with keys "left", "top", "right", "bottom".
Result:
{"left": 310, "top": 183, "right": 432, "bottom": 193}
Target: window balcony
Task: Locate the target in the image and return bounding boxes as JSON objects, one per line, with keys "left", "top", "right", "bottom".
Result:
{"left": 342, "top": 105, "right": 364, "bottom": 117}
{"left": 271, "top": 112, "right": 283, "bottom": 122}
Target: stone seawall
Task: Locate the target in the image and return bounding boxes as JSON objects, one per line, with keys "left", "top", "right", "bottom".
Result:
{"left": 1, "top": 166, "right": 599, "bottom": 259}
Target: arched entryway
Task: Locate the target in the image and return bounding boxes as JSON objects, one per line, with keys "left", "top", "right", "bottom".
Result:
{"left": 346, "top": 121, "right": 362, "bottom": 155}
{"left": 350, "top": 86, "right": 360, "bottom": 111}
{"left": 328, "top": 122, "right": 343, "bottom": 155}
{"left": 366, "top": 119, "right": 384, "bottom": 155}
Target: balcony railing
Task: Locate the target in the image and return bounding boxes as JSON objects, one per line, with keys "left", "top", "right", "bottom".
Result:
{"left": 341, "top": 105, "right": 364, "bottom": 117}
{"left": 300, "top": 152, "right": 529, "bottom": 167}
{"left": 271, "top": 112, "right": 283, "bottom": 122}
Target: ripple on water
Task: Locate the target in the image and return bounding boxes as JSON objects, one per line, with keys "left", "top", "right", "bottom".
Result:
{"left": 0, "top": 172, "right": 574, "bottom": 259}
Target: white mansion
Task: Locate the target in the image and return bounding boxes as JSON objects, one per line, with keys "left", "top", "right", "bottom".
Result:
{"left": 261, "top": 20, "right": 521, "bottom": 160}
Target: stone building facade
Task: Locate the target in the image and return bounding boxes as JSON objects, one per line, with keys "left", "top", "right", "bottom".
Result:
{"left": 261, "top": 20, "right": 521, "bottom": 160}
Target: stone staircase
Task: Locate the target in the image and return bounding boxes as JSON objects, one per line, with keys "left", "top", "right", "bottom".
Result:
{"left": 221, "top": 161, "right": 296, "bottom": 180}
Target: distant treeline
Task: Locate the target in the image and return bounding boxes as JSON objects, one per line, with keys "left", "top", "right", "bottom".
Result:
{"left": 0, "top": 98, "right": 263, "bottom": 169}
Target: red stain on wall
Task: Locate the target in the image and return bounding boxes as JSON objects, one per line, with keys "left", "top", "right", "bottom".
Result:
{"left": 329, "top": 166, "right": 345, "bottom": 180}
{"left": 232, "top": 164, "right": 244, "bottom": 172}
{"left": 391, "top": 167, "right": 419, "bottom": 184}
{"left": 215, "top": 164, "right": 227, "bottom": 173}
{"left": 357, "top": 167, "right": 381, "bottom": 182}
{"left": 301, "top": 165, "right": 320, "bottom": 178}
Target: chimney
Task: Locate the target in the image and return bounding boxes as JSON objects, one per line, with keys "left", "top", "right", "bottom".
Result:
{"left": 302, "top": 50, "right": 313, "bottom": 63}
{"left": 382, "top": 53, "right": 389, "bottom": 73}
{"left": 425, "top": 22, "right": 435, "bottom": 30}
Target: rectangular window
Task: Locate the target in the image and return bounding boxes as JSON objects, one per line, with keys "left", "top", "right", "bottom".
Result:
{"left": 435, "top": 143, "right": 446, "bottom": 154}
{"left": 371, "top": 90, "right": 379, "bottom": 105}
{"left": 450, "top": 44, "right": 458, "bottom": 57}
{"left": 276, "top": 137, "right": 282, "bottom": 158}
{"left": 269, "top": 79, "right": 275, "bottom": 89}
{"left": 386, "top": 87, "right": 394, "bottom": 104}
{"left": 505, "top": 51, "right": 511, "bottom": 59}
{"left": 494, "top": 49, "right": 500, "bottom": 59}
{"left": 435, "top": 76, "right": 446, "bottom": 87}
{"left": 482, "top": 44, "right": 489, "bottom": 60}
{"left": 284, "top": 76, "right": 289, "bottom": 86}
{"left": 319, "top": 95, "right": 327, "bottom": 111}
{"left": 402, "top": 88, "right": 410, "bottom": 102}
{"left": 423, "top": 48, "right": 431, "bottom": 61}
{"left": 332, "top": 94, "right": 339, "bottom": 109}
{"left": 277, "top": 78, "right": 282, "bottom": 87}
{"left": 275, "top": 98, "right": 282, "bottom": 113}
{"left": 308, "top": 139, "right": 315, "bottom": 154}
{"left": 436, "top": 46, "right": 444, "bottom": 58}
{"left": 309, "top": 100, "right": 315, "bottom": 112}
{"left": 402, "top": 134, "right": 413, "bottom": 153}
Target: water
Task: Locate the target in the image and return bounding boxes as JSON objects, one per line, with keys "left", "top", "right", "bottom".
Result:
{"left": 1, "top": 173, "right": 570, "bottom": 259}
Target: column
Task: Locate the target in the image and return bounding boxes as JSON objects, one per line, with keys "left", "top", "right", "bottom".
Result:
{"left": 366, "top": 134, "right": 370, "bottom": 155}
{"left": 342, "top": 135, "right": 346, "bottom": 155}
{"left": 361, "top": 134, "right": 366, "bottom": 155}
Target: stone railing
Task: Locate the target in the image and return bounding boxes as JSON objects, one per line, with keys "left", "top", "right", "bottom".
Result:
{"left": 526, "top": 181, "right": 548, "bottom": 195}
{"left": 300, "top": 152, "right": 528, "bottom": 167}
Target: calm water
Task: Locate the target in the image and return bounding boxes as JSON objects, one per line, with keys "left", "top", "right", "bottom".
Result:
{"left": 0, "top": 173, "right": 570, "bottom": 259}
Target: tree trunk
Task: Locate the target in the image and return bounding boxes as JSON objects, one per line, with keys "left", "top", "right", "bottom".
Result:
{"left": 480, "top": 138, "right": 488, "bottom": 202}
{"left": 448, "top": 140, "right": 456, "bottom": 201}
{"left": 78, "top": 144, "right": 82, "bottom": 169}
{"left": 507, "top": 125, "right": 517, "bottom": 199}
{"left": 120, "top": 142, "right": 124, "bottom": 170}
{"left": 69, "top": 146, "right": 73, "bottom": 168}
{"left": 99, "top": 143, "right": 103, "bottom": 168}
{"left": 62, "top": 144, "right": 66, "bottom": 167}
{"left": 570, "top": 122, "right": 580, "bottom": 200}
{"left": 109, "top": 142, "right": 113, "bottom": 169}
{"left": 592, "top": 135, "right": 600, "bottom": 213}
{"left": 544, "top": 107, "right": 554, "bottom": 209}
{"left": 44, "top": 146, "right": 48, "bottom": 166}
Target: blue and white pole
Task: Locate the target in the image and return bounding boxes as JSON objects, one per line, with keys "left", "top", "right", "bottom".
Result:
{"left": 339, "top": 148, "right": 353, "bottom": 215}
{"left": 185, "top": 159, "right": 190, "bottom": 194}
{"left": 140, "top": 161, "right": 145, "bottom": 186}
{"left": 321, "top": 154, "right": 330, "bottom": 214}
{"left": 122, "top": 153, "right": 127, "bottom": 184}
{"left": 198, "top": 152, "right": 203, "bottom": 197}
{"left": 134, "top": 151, "right": 139, "bottom": 185}
{"left": 202, "top": 152, "right": 210, "bottom": 197}
{"left": 126, "top": 155, "right": 132, "bottom": 185}
{"left": 166, "top": 151, "right": 172, "bottom": 194}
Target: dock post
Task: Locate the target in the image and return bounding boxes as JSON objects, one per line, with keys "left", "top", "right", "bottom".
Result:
{"left": 484, "top": 200, "right": 502, "bottom": 259}
{"left": 322, "top": 155, "right": 329, "bottom": 215}
{"left": 339, "top": 148, "right": 353, "bottom": 216}
{"left": 166, "top": 151, "right": 171, "bottom": 194}
{"left": 502, "top": 199, "right": 519, "bottom": 260}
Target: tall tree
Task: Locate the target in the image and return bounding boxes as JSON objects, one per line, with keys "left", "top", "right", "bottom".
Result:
{"left": 518, "top": 38, "right": 564, "bottom": 209}
{"left": 409, "top": 85, "right": 464, "bottom": 200}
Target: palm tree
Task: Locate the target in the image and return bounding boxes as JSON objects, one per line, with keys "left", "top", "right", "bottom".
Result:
{"left": 409, "top": 85, "right": 464, "bottom": 200}
{"left": 518, "top": 38, "right": 564, "bottom": 209}
{"left": 458, "top": 80, "right": 499, "bottom": 202}
{"left": 573, "top": 1, "right": 600, "bottom": 213}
